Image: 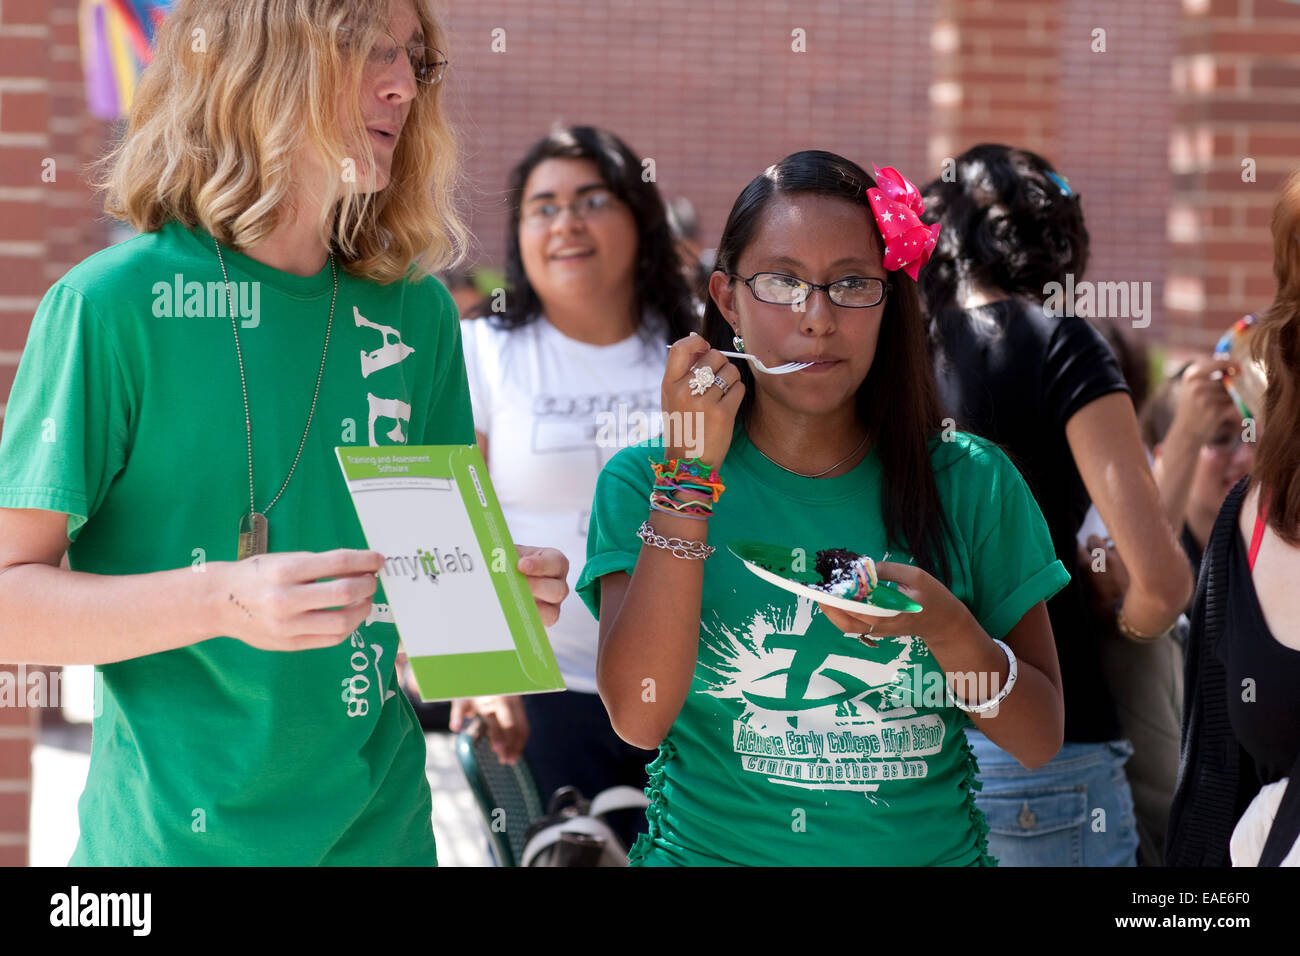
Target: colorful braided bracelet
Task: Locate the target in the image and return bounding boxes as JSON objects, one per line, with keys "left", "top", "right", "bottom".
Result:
{"left": 649, "top": 457, "right": 725, "bottom": 519}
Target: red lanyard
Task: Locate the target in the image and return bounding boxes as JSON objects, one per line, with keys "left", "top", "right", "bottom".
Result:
{"left": 1248, "top": 491, "right": 1270, "bottom": 572}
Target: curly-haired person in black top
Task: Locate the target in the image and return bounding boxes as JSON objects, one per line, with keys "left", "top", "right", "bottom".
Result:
{"left": 920, "top": 144, "right": 1192, "bottom": 866}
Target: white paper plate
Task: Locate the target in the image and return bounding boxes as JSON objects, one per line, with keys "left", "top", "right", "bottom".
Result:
{"left": 727, "top": 541, "right": 922, "bottom": 617}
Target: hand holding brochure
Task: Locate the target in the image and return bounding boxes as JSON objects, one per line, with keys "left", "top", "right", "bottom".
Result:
{"left": 336, "top": 445, "right": 565, "bottom": 701}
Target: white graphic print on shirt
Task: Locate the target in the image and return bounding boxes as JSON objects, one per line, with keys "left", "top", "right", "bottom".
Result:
{"left": 530, "top": 389, "right": 658, "bottom": 461}
{"left": 699, "top": 595, "right": 947, "bottom": 796}
{"left": 339, "top": 303, "right": 418, "bottom": 719}
{"left": 528, "top": 388, "right": 659, "bottom": 537}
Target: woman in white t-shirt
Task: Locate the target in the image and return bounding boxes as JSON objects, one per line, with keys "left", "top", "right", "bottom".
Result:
{"left": 452, "top": 126, "right": 699, "bottom": 851}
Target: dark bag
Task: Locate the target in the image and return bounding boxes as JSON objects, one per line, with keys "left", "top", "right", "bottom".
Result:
{"left": 520, "top": 785, "right": 649, "bottom": 867}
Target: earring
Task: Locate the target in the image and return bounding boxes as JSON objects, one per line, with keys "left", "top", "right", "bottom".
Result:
{"left": 732, "top": 334, "right": 744, "bottom": 352}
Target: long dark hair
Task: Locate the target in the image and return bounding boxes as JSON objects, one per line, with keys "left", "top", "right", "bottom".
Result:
{"left": 493, "top": 125, "right": 698, "bottom": 341}
{"left": 702, "top": 150, "right": 953, "bottom": 584}
{"left": 919, "top": 143, "right": 1089, "bottom": 324}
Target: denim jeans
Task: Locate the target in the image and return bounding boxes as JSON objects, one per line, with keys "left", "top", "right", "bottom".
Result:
{"left": 966, "top": 730, "right": 1139, "bottom": 866}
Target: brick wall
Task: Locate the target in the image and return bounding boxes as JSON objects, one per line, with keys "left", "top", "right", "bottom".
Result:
{"left": 0, "top": 676, "right": 35, "bottom": 867}
{"left": 0, "top": 0, "right": 49, "bottom": 418}
{"left": 0, "top": 0, "right": 49, "bottom": 868}
{"left": 0, "top": 0, "right": 110, "bottom": 414}
{"left": 437, "top": 0, "right": 938, "bottom": 270}
{"left": 1056, "top": 0, "right": 1177, "bottom": 349}
{"left": 929, "top": 0, "right": 1064, "bottom": 164}
{"left": 1168, "top": 0, "right": 1300, "bottom": 351}
{"left": 0, "top": 674, "right": 35, "bottom": 866}
{"left": 0, "top": 0, "right": 110, "bottom": 865}
{"left": 930, "top": 0, "right": 1177, "bottom": 347}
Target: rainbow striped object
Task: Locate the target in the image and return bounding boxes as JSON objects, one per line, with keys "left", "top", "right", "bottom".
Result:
{"left": 1214, "top": 314, "right": 1267, "bottom": 422}
{"left": 79, "top": 0, "right": 174, "bottom": 121}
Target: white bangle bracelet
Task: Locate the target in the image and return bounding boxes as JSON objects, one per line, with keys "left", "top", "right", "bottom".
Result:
{"left": 947, "top": 638, "right": 1018, "bottom": 715}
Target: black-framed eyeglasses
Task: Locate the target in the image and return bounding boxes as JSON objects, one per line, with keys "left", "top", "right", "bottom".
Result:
{"left": 729, "top": 272, "right": 891, "bottom": 309}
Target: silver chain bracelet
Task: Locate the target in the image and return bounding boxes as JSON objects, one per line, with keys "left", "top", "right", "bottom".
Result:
{"left": 636, "top": 520, "right": 716, "bottom": 560}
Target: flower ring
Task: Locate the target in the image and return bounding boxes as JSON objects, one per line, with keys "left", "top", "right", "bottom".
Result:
{"left": 689, "top": 365, "right": 716, "bottom": 396}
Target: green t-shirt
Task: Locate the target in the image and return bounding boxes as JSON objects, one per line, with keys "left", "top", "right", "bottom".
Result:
{"left": 0, "top": 220, "right": 474, "bottom": 865}
{"left": 577, "top": 427, "right": 1069, "bottom": 866}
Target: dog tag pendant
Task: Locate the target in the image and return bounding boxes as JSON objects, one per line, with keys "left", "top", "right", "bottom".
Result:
{"left": 237, "top": 512, "right": 268, "bottom": 560}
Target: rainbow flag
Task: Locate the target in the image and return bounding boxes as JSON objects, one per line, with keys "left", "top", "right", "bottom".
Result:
{"left": 79, "top": 0, "right": 174, "bottom": 120}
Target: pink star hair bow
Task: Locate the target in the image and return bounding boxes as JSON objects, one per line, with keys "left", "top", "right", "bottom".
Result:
{"left": 866, "top": 165, "right": 941, "bottom": 281}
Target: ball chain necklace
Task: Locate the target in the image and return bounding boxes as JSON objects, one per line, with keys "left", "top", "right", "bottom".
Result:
{"left": 751, "top": 430, "right": 871, "bottom": 479}
{"left": 214, "top": 239, "right": 337, "bottom": 560}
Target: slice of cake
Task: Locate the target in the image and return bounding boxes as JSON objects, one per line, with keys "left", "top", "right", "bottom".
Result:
{"left": 813, "top": 548, "right": 879, "bottom": 602}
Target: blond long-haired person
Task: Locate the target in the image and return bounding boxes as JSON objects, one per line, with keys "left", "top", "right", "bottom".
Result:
{"left": 0, "top": 0, "right": 568, "bottom": 866}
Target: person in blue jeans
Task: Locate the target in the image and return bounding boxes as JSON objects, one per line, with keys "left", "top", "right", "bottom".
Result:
{"left": 920, "top": 144, "right": 1192, "bottom": 866}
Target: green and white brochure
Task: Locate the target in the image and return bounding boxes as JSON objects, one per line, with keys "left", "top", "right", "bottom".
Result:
{"left": 336, "top": 445, "right": 564, "bottom": 701}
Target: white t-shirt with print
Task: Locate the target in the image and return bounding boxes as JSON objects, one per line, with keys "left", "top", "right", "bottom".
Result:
{"left": 460, "top": 314, "right": 667, "bottom": 693}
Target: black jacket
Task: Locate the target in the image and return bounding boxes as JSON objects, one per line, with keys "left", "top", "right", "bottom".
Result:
{"left": 1166, "top": 476, "right": 1261, "bottom": 866}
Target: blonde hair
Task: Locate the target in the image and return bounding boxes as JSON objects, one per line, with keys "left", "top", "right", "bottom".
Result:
{"left": 98, "top": 0, "right": 467, "bottom": 283}
{"left": 1252, "top": 168, "right": 1300, "bottom": 541}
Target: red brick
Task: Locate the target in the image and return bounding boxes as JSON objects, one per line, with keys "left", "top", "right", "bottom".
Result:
{"left": 1245, "top": 274, "right": 1281, "bottom": 298}
{"left": 0, "top": 0, "right": 51, "bottom": 25}
{"left": 48, "top": 59, "right": 85, "bottom": 86}
{"left": 0, "top": 845, "right": 28, "bottom": 867}
{"left": 1191, "top": 0, "right": 1246, "bottom": 17}
{"left": 1210, "top": 30, "right": 1300, "bottom": 55}
{"left": 981, "top": 96, "right": 1060, "bottom": 115}
{"left": 985, "top": 37, "right": 1059, "bottom": 59}
{"left": 1249, "top": 131, "right": 1300, "bottom": 156}
{"left": 1203, "top": 240, "right": 1274, "bottom": 262}
{"left": 0, "top": 792, "right": 30, "bottom": 832}
{"left": 1200, "top": 274, "right": 1233, "bottom": 296}
{"left": 0, "top": 91, "right": 47, "bottom": 135}
{"left": 0, "top": 312, "right": 35, "bottom": 351}
{"left": 1203, "top": 99, "right": 1300, "bottom": 124}
{"left": 1249, "top": 63, "right": 1300, "bottom": 91}
{"left": 0, "top": 198, "right": 44, "bottom": 226}
{"left": 961, "top": 67, "right": 1054, "bottom": 85}
{"left": 0, "top": 694, "right": 37, "bottom": 725}
{"left": 0, "top": 257, "right": 48, "bottom": 297}
{"left": 0, "top": 216, "right": 44, "bottom": 244}
{"left": 957, "top": 14, "right": 1060, "bottom": 33}
{"left": 0, "top": 737, "right": 33, "bottom": 779}
{"left": 0, "top": 37, "right": 48, "bottom": 76}
{"left": 1246, "top": 205, "right": 1278, "bottom": 229}
{"left": 1253, "top": 0, "right": 1300, "bottom": 23}
{"left": 0, "top": 147, "right": 52, "bottom": 189}
{"left": 1212, "top": 64, "right": 1241, "bottom": 88}
{"left": 0, "top": 363, "right": 16, "bottom": 406}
